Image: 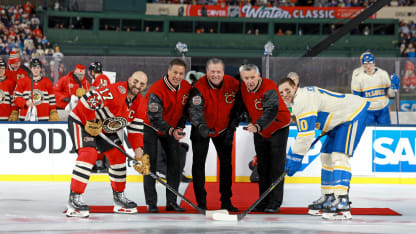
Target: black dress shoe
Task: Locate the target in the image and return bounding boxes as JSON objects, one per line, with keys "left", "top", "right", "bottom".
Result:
{"left": 180, "top": 174, "right": 192, "bottom": 183}
{"left": 166, "top": 203, "right": 185, "bottom": 212}
{"left": 252, "top": 206, "right": 265, "bottom": 212}
{"left": 147, "top": 204, "right": 159, "bottom": 213}
{"left": 264, "top": 207, "right": 281, "bottom": 213}
{"left": 221, "top": 204, "right": 239, "bottom": 212}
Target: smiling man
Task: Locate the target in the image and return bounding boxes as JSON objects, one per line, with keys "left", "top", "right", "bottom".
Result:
{"left": 142, "top": 58, "right": 191, "bottom": 213}
{"left": 189, "top": 58, "right": 241, "bottom": 212}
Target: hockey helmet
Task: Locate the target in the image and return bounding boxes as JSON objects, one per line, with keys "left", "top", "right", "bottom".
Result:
{"left": 88, "top": 61, "right": 102, "bottom": 73}
{"left": 361, "top": 52, "right": 375, "bottom": 64}
{"left": 30, "top": 58, "right": 42, "bottom": 68}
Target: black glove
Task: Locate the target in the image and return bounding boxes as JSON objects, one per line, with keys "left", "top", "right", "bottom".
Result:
{"left": 198, "top": 124, "right": 215, "bottom": 138}
{"left": 63, "top": 97, "right": 70, "bottom": 103}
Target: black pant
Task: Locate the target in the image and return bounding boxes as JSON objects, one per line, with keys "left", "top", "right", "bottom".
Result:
{"left": 253, "top": 126, "right": 289, "bottom": 209}
{"left": 191, "top": 126, "right": 234, "bottom": 208}
{"left": 143, "top": 125, "right": 181, "bottom": 205}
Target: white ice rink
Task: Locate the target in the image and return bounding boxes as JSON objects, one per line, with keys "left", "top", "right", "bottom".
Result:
{"left": 1, "top": 181, "right": 416, "bottom": 234}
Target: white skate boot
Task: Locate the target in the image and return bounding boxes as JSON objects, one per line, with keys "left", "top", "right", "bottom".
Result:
{"left": 322, "top": 195, "right": 352, "bottom": 220}
{"left": 113, "top": 191, "right": 138, "bottom": 213}
{"left": 66, "top": 191, "right": 90, "bottom": 218}
{"left": 308, "top": 193, "right": 335, "bottom": 216}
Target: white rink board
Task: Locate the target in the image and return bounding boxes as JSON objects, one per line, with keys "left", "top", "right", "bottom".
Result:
{"left": 1, "top": 123, "right": 416, "bottom": 178}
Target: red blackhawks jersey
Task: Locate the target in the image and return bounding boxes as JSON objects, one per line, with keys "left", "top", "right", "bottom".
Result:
{"left": 0, "top": 76, "right": 17, "bottom": 120}
{"left": 241, "top": 78, "right": 290, "bottom": 138}
{"left": 189, "top": 75, "right": 239, "bottom": 137}
{"left": 69, "top": 81, "right": 144, "bottom": 150}
{"left": 92, "top": 74, "right": 111, "bottom": 89}
{"left": 53, "top": 71, "right": 91, "bottom": 109}
{"left": 144, "top": 76, "right": 191, "bottom": 136}
{"left": 6, "top": 65, "right": 28, "bottom": 82}
{"left": 14, "top": 76, "right": 57, "bottom": 121}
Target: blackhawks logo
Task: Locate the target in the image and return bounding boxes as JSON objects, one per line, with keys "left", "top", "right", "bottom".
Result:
{"left": 87, "top": 93, "right": 103, "bottom": 109}
{"left": 32, "top": 89, "right": 43, "bottom": 105}
{"left": 102, "top": 117, "right": 127, "bottom": 133}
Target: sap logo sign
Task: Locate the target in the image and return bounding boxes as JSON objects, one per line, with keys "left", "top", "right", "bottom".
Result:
{"left": 373, "top": 130, "right": 416, "bottom": 172}
{"left": 287, "top": 128, "right": 324, "bottom": 172}
{"left": 400, "top": 100, "right": 416, "bottom": 112}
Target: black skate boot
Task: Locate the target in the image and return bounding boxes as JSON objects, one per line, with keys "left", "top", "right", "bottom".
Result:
{"left": 66, "top": 190, "right": 90, "bottom": 218}
{"left": 113, "top": 191, "right": 138, "bottom": 213}
{"left": 322, "top": 195, "right": 352, "bottom": 220}
{"left": 307, "top": 193, "right": 335, "bottom": 216}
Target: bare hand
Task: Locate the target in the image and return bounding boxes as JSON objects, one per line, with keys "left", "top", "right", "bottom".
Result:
{"left": 173, "top": 128, "right": 185, "bottom": 140}
{"left": 246, "top": 123, "right": 258, "bottom": 133}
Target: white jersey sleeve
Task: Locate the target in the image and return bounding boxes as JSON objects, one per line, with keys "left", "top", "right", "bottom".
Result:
{"left": 292, "top": 87, "right": 367, "bottom": 155}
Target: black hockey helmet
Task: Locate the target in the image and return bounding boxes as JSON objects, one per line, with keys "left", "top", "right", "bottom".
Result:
{"left": 30, "top": 58, "right": 42, "bottom": 68}
{"left": 88, "top": 61, "right": 102, "bottom": 73}
{"left": 0, "top": 58, "right": 6, "bottom": 68}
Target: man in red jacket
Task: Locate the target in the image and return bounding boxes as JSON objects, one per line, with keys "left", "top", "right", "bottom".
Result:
{"left": 53, "top": 64, "right": 90, "bottom": 110}
{"left": 143, "top": 58, "right": 191, "bottom": 213}
{"left": 239, "top": 64, "right": 290, "bottom": 213}
{"left": 189, "top": 58, "right": 241, "bottom": 212}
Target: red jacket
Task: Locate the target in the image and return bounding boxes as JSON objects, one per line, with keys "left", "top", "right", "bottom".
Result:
{"left": 0, "top": 75, "right": 16, "bottom": 120}
{"left": 14, "top": 76, "right": 57, "bottom": 121}
{"left": 53, "top": 71, "right": 90, "bottom": 109}
{"left": 189, "top": 75, "right": 240, "bottom": 137}
{"left": 144, "top": 76, "right": 191, "bottom": 135}
{"left": 241, "top": 78, "right": 290, "bottom": 138}
{"left": 70, "top": 81, "right": 145, "bottom": 150}
{"left": 6, "top": 65, "right": 28, "bottom": 82}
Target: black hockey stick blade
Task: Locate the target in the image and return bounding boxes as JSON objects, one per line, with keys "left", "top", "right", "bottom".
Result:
{"left": 213, "top": 169, "right": 288, "bottom": 222}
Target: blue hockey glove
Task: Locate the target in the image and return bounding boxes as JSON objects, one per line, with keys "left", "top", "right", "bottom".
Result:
{"left": 285, "top": 153, "right": 304, "bottom": 176}
{"left": 390, "top": 73, "right": 400, "bottom": 91}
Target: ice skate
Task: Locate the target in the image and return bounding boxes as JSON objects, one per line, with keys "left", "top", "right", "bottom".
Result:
{"left": 322, "top": 195, "right": 352, "bottom": 220}
{"left": 113, "top": 191, "right": 138, "bottom": 213}
{"left": 308, "top": 193, "right": 335, "bottom": 216}
{"left": 66, "top": 191, "right": 90, "bottom": 218}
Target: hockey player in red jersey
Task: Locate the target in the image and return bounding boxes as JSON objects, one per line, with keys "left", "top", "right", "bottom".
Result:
{"left": 53, "top": 64, "right": 90, "bottom": 110}
{"left": 5, "top": 51, "right": 29, "bottom": 82}
{"left": 66, "top": 71, "right": 150, "bottom": 218}
{"left": 0, "top": 59, "right": 17, "bottom": 121}
{"left": 13, "top": 58, "right": 59, "bottom": 121}
{"left": 88, "top": 61, "right": 111, "bottom": 90}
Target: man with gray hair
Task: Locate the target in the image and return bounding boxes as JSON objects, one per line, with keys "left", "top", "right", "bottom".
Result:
{"left": 239, "top": 64, "right": 291, "bottom": 213}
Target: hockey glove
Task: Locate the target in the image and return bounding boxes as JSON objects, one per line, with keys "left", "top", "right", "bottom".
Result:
{"left": 134, "top": 154, "right": 150, "bottom": 175}
{"left": 49, "top": 109, "right": 60, "bottom": 121}
{"left": 8, "top": 110, "right": 18, "bottom": 121}
{"left": 390, "top": 73, "right": 400, "bottom": 91}
{"left": 76, "top": 88, "right": 87, "bottom": 98}
{"left": 198, "top": 123, "right": 215, "bottom": 138}
{"left": 85, "top": 119, "right": 102, "bottom": 136}
{"left": 285, "top": 153, "right": 304, "bottom": 176}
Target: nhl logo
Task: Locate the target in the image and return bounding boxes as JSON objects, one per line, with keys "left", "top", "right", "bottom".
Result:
{"left": 149, "top": 103, "right": 158, "bottom": 112}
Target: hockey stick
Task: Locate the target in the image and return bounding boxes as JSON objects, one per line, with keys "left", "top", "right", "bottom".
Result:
{"left": 98, "top": 132, "right": 228, "bottom": 217}
{"left": 213, "top": 134, "right": 325, "bottom": 221}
